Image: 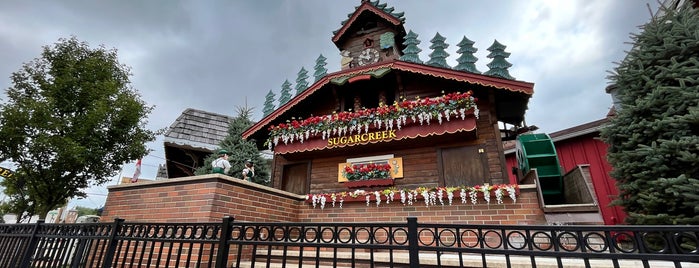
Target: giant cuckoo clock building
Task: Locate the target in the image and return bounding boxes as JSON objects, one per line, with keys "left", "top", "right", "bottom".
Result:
{"left": 242, "top": 0, "right": 534, "bottom": 196}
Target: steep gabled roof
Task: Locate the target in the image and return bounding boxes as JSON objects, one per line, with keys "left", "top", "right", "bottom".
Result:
{"left": 164, "top": 108, "right": 233, "bottom": 151}
{"left": 503, "top": 117, "right": 609, "bottom": 154}
{"left": 332, "top": 0, "right": 406, "bottom": 46}
{"left": 243, "top": 59, "right": 534, "bottom": 140}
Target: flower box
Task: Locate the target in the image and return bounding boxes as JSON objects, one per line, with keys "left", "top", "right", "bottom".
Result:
{"left": 266, "top": 91, "right": 480, "bottom": 153}
{"left": 306, "top": 184, "right": 521, "bottom": 209}
{"left": 344, "top": 178, "right": 395, "bottom": 189}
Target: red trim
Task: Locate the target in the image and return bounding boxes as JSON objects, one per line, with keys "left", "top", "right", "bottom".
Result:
{"left": 332, "top": 2, "right": 403, "bottom": 43}
{"left": 392, "top": 61, "right": 534, "bottom": 95}
{"left": 348, "top": 74, "right": 372, "bottom": 83}
{"left": 345, "top": 178, "right": 395, "bottom": 189}
{"left": 242, "top": 60, "right": 534, "bottom": 139}
{"left": 272, "top": 114, "right": 477, "bottom": 155}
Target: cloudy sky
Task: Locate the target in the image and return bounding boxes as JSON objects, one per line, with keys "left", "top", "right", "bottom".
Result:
{"left": 0, "top": 0, "right": 659, "bottom": 210}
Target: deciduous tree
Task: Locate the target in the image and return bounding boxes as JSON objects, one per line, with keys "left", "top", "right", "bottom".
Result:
{"left": 0, "top": 37, "right": 157, "bottom": 219}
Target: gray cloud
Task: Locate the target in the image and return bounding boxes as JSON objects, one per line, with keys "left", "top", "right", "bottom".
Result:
{"left": 0, "top": 0, "right": 659, "bottom": 208}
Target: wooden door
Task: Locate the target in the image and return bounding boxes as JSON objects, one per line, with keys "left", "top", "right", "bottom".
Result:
{"left": 440, "top": 145, "right": 488, "bottom": 187}
{"left": 282, "top": 163, "right": 308, "bottom": 195}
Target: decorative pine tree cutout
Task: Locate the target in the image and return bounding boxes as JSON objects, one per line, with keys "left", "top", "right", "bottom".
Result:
{"left": 426, "top": 32, "right": 450, "bottom": 68}
{"left": 454, "top": 36, "right": 481, "bottom": 74}
{"left": 399, "top": 30, "right": 423, "bottom": 64}
{"left": 263, "top": 90, "right": 276, "bottom": 117}
{"left": 278, "top": 80, "right": 292, "bottom": 106}
{"left": 295, "top": 67, "right": 309, "bottom": 96}
{"left": 484, "top": 40, "right": 515, "bottom": 80}
{"left": 313, "top": 54, "right": 328, "bottom": 82}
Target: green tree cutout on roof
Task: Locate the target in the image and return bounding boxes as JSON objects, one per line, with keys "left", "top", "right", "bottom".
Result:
{"left": 400, "top": 30, "right": 423, "bottom": 64}
{"left": 313, "top": 54, "right": 328, "bottom": 82}
{"left": 295, "top": 67, "right": 309, "bottom": 96}
{"left": 600, "top": 2, "right": 699, "bottom": 225}
{"left": 426, "top": 32, "right": 450, "bottom": 68}
{"left": 262, "top": 90, "right": 276, "bottom": 117}
{"left": 454, "top": 36, "right": 481, "bottom": 74}
{"left": 278, "top": 80, "right": 293, "bottom": 106}
{"left": 195, "top": 107, "right": 270, "bottom": 186}
{"left": 484, "top": 40, "right": 515, "bottom": 80}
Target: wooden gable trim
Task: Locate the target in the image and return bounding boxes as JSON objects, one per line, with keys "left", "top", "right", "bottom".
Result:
{"left": 242, "top": 62, "right": 397, "bottom": 139}
{"left": 242, "top": 60, "right": 534, "bottom": 140}
{"left": 332, "top": 2, "right": 403, "bottom": 43}
{"left": 392, "top": 61, "right": 534, "bottom": 95}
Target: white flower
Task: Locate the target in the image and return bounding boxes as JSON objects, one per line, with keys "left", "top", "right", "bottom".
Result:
{"left": 374, "top": 191, "right": 381, "bottom": 207}
{"left": 339, "top": 197, "right": 344, "bottom": 209}
{"left": 408, "top": 191, "right": 414, "bottom": 206}
{"left": 506, "top": 185, "right": 517, "bottom": 203}
{"left": 461, "top": 189, "right": 467, "bottom": 203}
{"left": 366, "top": 195, "right": 371, "bottom": 206}
{"left": 482, "top": 186, "right": 491, "bottom": 205}
{"left": 437, "top": 189, "right": 444, "bottom": 206}
{"left": 320, "top": 195, "right": 327, "bottom": 209}
{"left": 495, "top": 188, "right": 504, "bottom": 204}
{"left": 332, "top": 194, "right": 337, "bottom": 207}
{"left": 469, "top": 189, "right": 478, "bottom": 205}
{"left": 312, "top": 195, "right": 318, "bottom": 208}
{"left": 429, "top": 191, "right": 437, "bottom": 206}
{"left": 444, "top": 109, "right": 451, "bottom": 121}
{"left": 422, "top": 190, "right": 430, "bottom": 207}
{"left": 447, "top": 190, "right": 454, "bottom": 206}
{"left": 400, "top": 190, "right": 406, "bottom": 205}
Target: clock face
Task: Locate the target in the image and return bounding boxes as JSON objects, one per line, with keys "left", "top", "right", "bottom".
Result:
{"left": 357, "top": 48, "right": 380, "bottom": 66}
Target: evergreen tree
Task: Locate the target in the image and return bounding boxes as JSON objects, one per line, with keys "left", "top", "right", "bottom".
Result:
{"left": 195, "top": 107, "right": 271, "bottom": 186}
{"left": 399, "top": 30, "right": 423, "bottom": 64}
{"left": 426, "top": 32, "right": 450, "bottom": 68}
{"left": 278, "top": 80, "right": 293, "bottom": 106}
{"left": 483, "top": 40, "right": 515, "bottom": 80}
{"left": 295, "top": 67, "right": 309, "bottom": 95}
{"left": 262, "top": 90, "right": 276, "bottom": 117}
{"left": 600, "top": 3, "right": 699, "bottom": 225}
{"left": 313, "top": 54, "right": 328, "bottom": 82}
{"left": 454, "top": 36, "right": 481, "bottom": 73}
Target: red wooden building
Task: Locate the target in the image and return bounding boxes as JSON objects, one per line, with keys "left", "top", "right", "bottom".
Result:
{"left": 504, "top": 117, "right": 627, "bottom": 225}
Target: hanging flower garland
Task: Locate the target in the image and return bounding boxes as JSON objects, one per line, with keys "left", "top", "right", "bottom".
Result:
{"left": 265, "top": 91, "right": 479, "bottom": 149}
{"left": 306, "top": 184, "right": 518, "bottom": 209}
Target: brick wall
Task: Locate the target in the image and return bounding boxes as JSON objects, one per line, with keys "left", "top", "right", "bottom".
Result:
{"left": 103, "top": 176, "right": 544, "bottom": 226}
{"left": 102, "top": 174, "right": 304, "bottom": 223}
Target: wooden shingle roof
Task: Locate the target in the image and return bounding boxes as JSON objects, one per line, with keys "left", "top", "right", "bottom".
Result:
{"left": 164, "top": 108, "right": 233, "bottom": 151}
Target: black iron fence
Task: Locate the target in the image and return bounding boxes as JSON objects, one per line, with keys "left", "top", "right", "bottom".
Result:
{"left": 1, "top": 217, "right": 698, "bottom": 268}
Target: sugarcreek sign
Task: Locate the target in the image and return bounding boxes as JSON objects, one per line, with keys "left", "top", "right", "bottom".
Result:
{"left": 327, "top": 129, "right": 397, "bottom": 147}
{"left": 0, "top": 167, "right": 14, "bottom": 178}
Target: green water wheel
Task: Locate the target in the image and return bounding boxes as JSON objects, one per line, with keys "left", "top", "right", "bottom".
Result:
{"left": 516, "top": 133, "right": 564, "bottom": 203}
